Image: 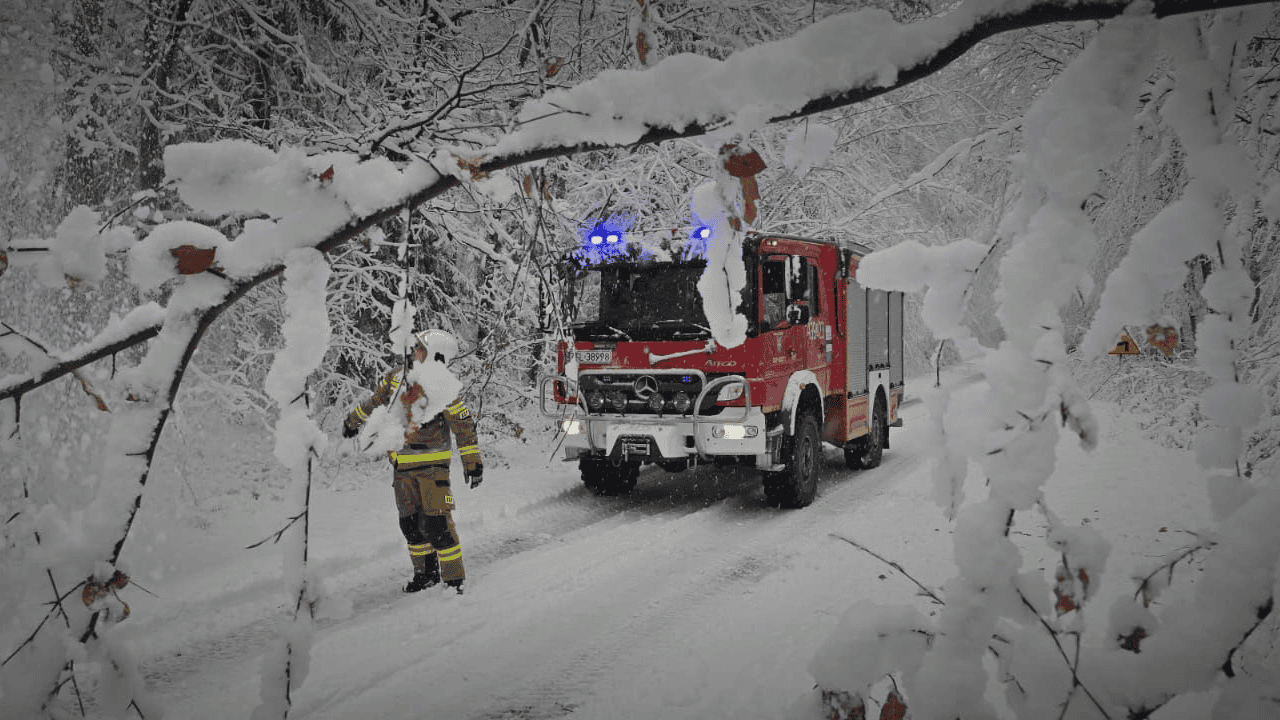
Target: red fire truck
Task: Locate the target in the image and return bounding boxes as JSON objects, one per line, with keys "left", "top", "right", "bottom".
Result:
{"left": 541, "top": 230, "right": 904, "bottom": 508}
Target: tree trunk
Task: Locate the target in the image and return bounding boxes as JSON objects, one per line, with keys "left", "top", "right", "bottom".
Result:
{"left": 138, "top": 0, "right": 195, "bottom": 190}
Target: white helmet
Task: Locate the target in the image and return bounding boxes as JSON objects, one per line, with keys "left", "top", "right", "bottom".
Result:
{"left": 415, "top": 328, "right": 459, "bottom": 365}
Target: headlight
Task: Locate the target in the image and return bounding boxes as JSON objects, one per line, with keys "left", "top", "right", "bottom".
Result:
{"left": 672, "top": 391, "right": 692, "bottom": 414}
{"left": 647, "top": 393, "right": 665, "bottom": 413}
{"left": 607, "top": 390, "right": 628, "bottom": 412}
{"left": 716, "top": 383, "right": 744, "bottom": 402}
{"left": 561, "top": 419, "right": 582, "bottom": 435}
{"left": 587, "top": 392, "right": 605, "bottom": 412}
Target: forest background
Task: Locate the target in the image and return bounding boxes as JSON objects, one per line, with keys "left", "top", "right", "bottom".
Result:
{"left": 5, "top": 0, "right": 1278, "bottom": 457}
{"left": 2, "top": 0, "right": 1279, "bottom": 718}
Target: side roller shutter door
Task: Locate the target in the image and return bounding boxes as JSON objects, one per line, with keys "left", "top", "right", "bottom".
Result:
{"left": 846, "top": 280, "right": 867, "bottom": 395}
{"left": 889, "top": 291, "right": 903, "bottom": 386}
{"left": 867, "top": 289, "right": 889, "bottom": 369}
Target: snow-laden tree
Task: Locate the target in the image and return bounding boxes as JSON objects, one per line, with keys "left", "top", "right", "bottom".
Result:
{"left": 3, "top": 0, "right": 1278, "bottom": 717}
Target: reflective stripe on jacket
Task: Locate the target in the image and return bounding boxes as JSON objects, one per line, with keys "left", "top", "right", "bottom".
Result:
{"left": 346, "top": 370, "right": 481, "bottom": 473}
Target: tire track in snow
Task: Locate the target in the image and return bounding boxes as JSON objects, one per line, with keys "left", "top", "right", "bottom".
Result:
{"left": 139, "top": 398, "right": 930, "bottom": 712}
{"left": 462, "top": 448, "right": 926, "bottom": 720}
{"left": 135, "top": 463, "right": 764, "bottom": 695}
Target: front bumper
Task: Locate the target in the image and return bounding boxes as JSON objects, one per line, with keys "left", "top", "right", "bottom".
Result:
{"left": 544, "top": 374, "right": 767, "bottom": 462}
{"left": 559, "top": 408, "right": 768, "bottom": 462}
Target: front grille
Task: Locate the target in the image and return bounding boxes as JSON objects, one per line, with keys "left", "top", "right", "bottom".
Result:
{"left": 578, "top": 371, "right": 704, "bottom": 416}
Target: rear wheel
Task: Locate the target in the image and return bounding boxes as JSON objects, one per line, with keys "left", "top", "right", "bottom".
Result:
{"left": 580, "top": 457, "right": 640, "bottom": 495}
{"left": 844, "top": 397, "right": 886, "bottom": 469}
{"left": 763, "top": 412, "right": 820, "bottom": 508}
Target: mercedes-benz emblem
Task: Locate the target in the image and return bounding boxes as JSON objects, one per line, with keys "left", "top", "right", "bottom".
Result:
{"left": 633, "top": 375, "right": 659, "bottom": 399}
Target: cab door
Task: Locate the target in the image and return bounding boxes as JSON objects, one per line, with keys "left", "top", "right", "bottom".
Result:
{"left": 759, "top": 256, "right": 806, "bottom": 400}
{"left": 796, "top": 255, "right": 831, "bottom": 377}
{"left": 759, "top": 253, "right": 827, "bottom": 384}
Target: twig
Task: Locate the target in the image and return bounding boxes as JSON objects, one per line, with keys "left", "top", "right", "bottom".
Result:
{"left": 3, "top": 580, "right": 88, "bottom": 667}
{"left": 1015, "top": 587, "right": 1113, "bottom": 720}
{"left": 1133, "top": 538, "right": 1214, "bottom": 606}
{"left": 1222, "top": 595, "right": 1274, "bottom": 678}
{"left": 829, "top": 533, "right": 944, "bottom": 605}
{"left": 1087, "top": 363, "right": 1124, "bottom": 400}
{"left": 245, "top": 511, "right": 309, "bottom": 550}
{"left": 98, "top": 191, "right": 160, "bottom": 233}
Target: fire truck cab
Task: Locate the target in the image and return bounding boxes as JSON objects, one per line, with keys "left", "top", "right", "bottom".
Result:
{"left": 541, "top": 231, "right": 904, "bottom": 508}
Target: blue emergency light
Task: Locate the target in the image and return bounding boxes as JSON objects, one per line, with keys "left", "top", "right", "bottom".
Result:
{"left": 693, "top": 226, "right": 711, "bottom": 239}
{"left": 586, "top": 223, "right": 625, "bottom": 248}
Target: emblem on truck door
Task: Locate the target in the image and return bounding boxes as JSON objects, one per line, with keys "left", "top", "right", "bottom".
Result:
{"left": 633, "top": 375, "right": 659, "bottom": 399}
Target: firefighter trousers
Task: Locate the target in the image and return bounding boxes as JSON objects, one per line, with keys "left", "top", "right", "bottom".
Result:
{"left": 393, "top": 465, "right": 464, "bottom": 583}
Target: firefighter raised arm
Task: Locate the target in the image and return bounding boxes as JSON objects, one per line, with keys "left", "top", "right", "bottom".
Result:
{"left": 342, "top": 371, "right": 402, "bottom": 438}
{"left": 342, "top": 328, "right": 483, "bottom": 594}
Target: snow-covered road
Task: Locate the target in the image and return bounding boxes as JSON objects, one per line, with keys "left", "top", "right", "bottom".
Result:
{"left": 98, "top": 381, "right": 1219, "bottom": 720}
{"left": 302, "top": 432, "right": 926, "bottom": 720}
{"left": 112, "top": 395, "right": 937, "bottom": 719}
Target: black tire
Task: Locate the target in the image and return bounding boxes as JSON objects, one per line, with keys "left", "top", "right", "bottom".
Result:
{"left": 580, "top": 457, "right": 640, "bottom": 495}
{"left": 763, "top": 412, "right": 820, "bottom": 508}
{"left": 844, "top": 397, "right": 886, "bottom": 470}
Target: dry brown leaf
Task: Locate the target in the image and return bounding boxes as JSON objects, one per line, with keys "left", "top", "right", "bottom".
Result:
{"left": 741, "top": 175, "right": 760, "bottom": 224}
{"left": 1054, "top": 567, "right": 1077, "bottom": 615}
{"left": 722, "top": 144, "right": 766, "bottom": 177}
{"left": 1054, "top": 587, "right": 1077, "bottom": 614}
{"left": 73, "top": 371, "right": 110, "bottom": 412}
{"left": 170, "top": 245, "right": 217, "bottom": 275}
{"left": 455, "top": 155, "right": 489, "bottom": 180}
{"left": 820, "top": 689, "right": 866, "bottom": 720}
{"left": 1119, "top": 626, "right": 1147, "bottom": 653}
{"left": 880, "top": 690, "right": 907, "bottom": 720}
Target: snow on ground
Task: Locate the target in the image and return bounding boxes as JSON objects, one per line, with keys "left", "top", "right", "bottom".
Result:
{"left": 74, "top": 368, "right": 1233, "bottom": 719}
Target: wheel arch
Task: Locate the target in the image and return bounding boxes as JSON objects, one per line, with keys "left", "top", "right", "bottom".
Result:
{"left": 780, "top": 370, "right": 824, "bottom": 435}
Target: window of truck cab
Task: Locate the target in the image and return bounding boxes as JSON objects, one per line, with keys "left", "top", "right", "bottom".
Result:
{"left": 759, "top": 254, "right": 814, "bottom": 330}
{"left": 568, "top": 261, "right": 712, "bottom": 341}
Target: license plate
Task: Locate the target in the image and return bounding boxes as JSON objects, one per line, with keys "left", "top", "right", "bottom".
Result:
{"left": 574, "top": 349, "right": 613, "bottom": 365}
{"left": 623, "top": 440, "right": 650, "bottom": 455}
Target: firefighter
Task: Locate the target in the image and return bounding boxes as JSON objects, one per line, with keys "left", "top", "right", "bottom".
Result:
{"left": 342, "top": 328, "right": 483, "bottom": 593}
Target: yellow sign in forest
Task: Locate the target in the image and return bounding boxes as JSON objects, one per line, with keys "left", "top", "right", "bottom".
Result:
{"left": 1108, "top": 332, "right": 1140, "bottom": 356}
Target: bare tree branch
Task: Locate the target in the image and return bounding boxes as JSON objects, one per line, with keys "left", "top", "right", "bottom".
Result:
{"left": 830, "top": 533, "right": 945, "bottom": 605}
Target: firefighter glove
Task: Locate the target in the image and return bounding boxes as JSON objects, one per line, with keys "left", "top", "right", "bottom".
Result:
{"left": 466, "top": 465, "right": 484, "bottom": 489}
{"left": 342, "top": 422, "right": 358, "bottom": 439}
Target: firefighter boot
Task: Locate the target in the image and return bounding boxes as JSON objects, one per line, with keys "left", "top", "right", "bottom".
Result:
{"left": 404, "top": 559, "right": 440, "bottom": 593}
{"left": 404, "top": 543, "right": 441, "bottom": 593}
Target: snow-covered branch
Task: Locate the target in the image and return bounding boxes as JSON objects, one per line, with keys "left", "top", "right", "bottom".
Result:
{"left": 3, "top": 0, "right": 1266, "bottom": 408}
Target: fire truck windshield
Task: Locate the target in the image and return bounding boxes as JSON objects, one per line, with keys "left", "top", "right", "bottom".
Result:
{"left": 570, "top": 263, "right": 711, "bottom": 341}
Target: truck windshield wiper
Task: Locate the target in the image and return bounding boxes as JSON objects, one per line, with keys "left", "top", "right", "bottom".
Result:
{"left": 572, "top": 322, "right": 632, "bottom": 340}
{"left": 650, "top": 320, "right": 712, "bottom": 336}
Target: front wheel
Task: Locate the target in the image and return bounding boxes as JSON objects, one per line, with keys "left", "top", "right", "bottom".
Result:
{"left": 763, "top": 412, "right": 820, "bottom": 508}
{"left": 580, "top": 457, "right": 640, "bottom": 495}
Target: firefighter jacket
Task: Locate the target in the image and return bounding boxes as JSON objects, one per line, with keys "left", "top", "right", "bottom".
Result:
{"left": 345, "top": 369, "right": 482, "bottom": 473}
